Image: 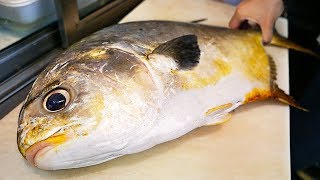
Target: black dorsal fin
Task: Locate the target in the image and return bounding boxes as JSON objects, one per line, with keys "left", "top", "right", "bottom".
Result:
{"left": 151, "top": 35, "right": 200, "bottom": 70}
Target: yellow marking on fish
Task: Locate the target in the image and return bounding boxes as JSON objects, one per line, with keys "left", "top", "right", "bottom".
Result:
{"left": 234, "top": 36, "right": 270, "bottom": 84}
{"left": 83, "top": 49, "right": 108, "bottom": 59}
{"left": 205, "top": 103, "right": 233, "bottom": 116}
{"left": 173, "top": 59, "right": 232, "bottom": 89}
{"left": 92, "top": 93, "right": 105, "bottom": 122}
{"left": 81, "top": 132, "right": 88, "bottom": 136}
{"left": 219, "top": 35, "right": 270, "bottom": 85}
{"left": 245, "top": 50, "right": 270, "bottom": 84}
{"left": 22, "top": 116, "right": 69, "bottom": 145}
{"left": 44, "top": 134, "right": 67, "bottom": 146}
{"left": 244, "top": 88, "right": 272, "bottom": 103}
{"left": 81, "top": 93, "right": 105, "bottom": 129}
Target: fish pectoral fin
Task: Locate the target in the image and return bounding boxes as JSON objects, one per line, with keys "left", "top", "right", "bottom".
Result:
{"left": 203, "top": 103, "right": 239, "bottom": 126}
{"left": 148, "top": 35, "right": 200, "bottom": 70}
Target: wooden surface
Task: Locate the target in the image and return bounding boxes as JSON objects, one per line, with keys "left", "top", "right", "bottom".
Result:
{"left": 0, "top": 0, "right": 290, "bottom": 179}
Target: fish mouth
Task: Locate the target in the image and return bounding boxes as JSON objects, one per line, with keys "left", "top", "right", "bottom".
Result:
{"left": 24, "top": 134, "right": 67, "bottom": 167}
{"left": 19, "top": 124, "right": 71, "bottom": 157}
{"left": 26, "top": 141, "right": 54, "bottom": 166}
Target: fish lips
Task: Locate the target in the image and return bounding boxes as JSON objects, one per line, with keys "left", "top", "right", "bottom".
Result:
{"left": 25, "top": 141, "right": 54, "bottom": 167}
{"left": 24, "top": 132, "right": 68, "bottom": 168}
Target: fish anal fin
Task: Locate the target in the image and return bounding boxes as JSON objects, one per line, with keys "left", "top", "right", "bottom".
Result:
{"left": 149, "top": 35, "right": 200, "bottom": 70}
{"left": 203, "top": 103, "right": 234, "bottom": 126}
{"left": 204, "top": 113, "right": 232, "bottom": 126}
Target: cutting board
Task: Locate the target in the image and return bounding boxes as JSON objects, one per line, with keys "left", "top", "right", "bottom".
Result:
{"left": 0, "top": 0, "right": 290, "bottom": 179}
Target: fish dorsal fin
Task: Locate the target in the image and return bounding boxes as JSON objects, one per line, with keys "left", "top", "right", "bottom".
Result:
{"left": 149, "top": 35, "right": 200, "bottom": 70}
{"left": 190, "top": 18, "right": 207, "bottom": 24}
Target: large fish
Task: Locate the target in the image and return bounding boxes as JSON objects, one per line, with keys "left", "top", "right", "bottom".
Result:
{"left": 17, "top": 21, "right": 313, "bottom": 170}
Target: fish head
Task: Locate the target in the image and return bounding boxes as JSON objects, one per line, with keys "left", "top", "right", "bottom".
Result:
{"left": 17, "top": 47, "right": 159, "bottom": 170}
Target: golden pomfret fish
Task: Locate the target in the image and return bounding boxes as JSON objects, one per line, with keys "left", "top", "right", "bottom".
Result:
{"left": 17, "top": 21, "right": 313, "bottom": 170}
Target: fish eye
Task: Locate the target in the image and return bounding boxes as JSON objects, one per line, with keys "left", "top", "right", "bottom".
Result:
{"left": 43, "top": 89, "right": 70, "bottom": 112}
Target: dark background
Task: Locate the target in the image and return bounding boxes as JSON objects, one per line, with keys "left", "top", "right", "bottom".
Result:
{"left": 288, "top": 0, "right": 320, "bottom": 179}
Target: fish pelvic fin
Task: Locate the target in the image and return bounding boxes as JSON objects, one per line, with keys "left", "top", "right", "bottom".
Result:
{"left": 203, "top": 102, "right": 242, "bottom": 126}
{"left": 205, "top": 103, "right": 233, "bottom": 116}
{"left": 270, "top": 35, "right": 320, "bottom": 59}
{"left": 204, "top": 113, "right": 232, "bottom": 126}
{"left": 268, "top": 56, "right": 308, "bottom": 111}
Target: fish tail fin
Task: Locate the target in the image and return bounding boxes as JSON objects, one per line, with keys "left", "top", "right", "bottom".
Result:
{"left": 270, "top": 35, "right": 320, "bottom": 58}
{"left": 268, "top": 56, "right": 308, "bottom": 111}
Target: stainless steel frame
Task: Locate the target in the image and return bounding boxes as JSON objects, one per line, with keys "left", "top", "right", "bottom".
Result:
{"left": 54, "top": 0, "right": 143, "bottom": 47}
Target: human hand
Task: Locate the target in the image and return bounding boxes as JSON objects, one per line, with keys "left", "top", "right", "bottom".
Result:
{"left": 229, "top": 0, "right": 284, "bottom": 44}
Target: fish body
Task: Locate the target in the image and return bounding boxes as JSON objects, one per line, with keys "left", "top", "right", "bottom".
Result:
{"left": 17, "top": 21, "right": 304, "bottom": 170}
